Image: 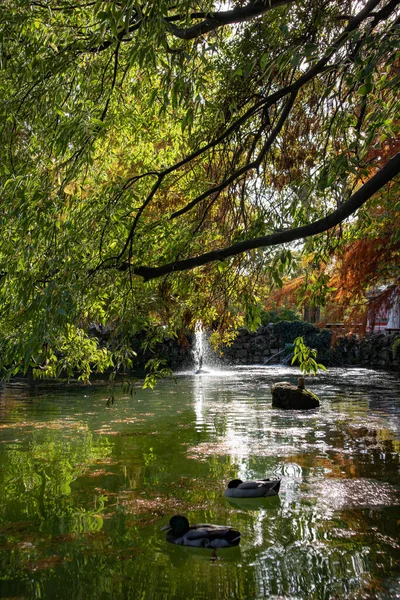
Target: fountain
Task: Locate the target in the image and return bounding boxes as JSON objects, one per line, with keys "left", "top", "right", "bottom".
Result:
{"left": 193, "top": 320, "right": 205, "bottom": 373}
{"left": 191, "top": 322, "right": 239, "bottom": 375}
{"left": 192, "top": 321, "right": 220, "bottom": 373}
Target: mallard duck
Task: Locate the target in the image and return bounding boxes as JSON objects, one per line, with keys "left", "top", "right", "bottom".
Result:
{"left": 161, "top": 515, "right": 241, "bottom": 548}
{"left": 224, "top": 478, "right": 281, "bottom": 498}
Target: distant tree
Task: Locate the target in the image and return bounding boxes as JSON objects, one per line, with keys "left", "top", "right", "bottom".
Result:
{"left": 267, "top": 138, "right": 400, "bottom": 331}
{"left": 0, "top": 0, "right": 399, "bottom": 378}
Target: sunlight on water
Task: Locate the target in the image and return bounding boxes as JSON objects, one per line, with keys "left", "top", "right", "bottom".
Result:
{"left": 0, "top": 366, "right": 399, "bottom": 599}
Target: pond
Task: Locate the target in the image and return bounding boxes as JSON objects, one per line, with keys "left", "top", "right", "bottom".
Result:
{"left": 0, "top": 366, "right": 399, "bottom": 600}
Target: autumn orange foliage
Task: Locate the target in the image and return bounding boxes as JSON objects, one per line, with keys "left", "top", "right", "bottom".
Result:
{"left": 266, "top": 203, "right": 400, "bottom": 335}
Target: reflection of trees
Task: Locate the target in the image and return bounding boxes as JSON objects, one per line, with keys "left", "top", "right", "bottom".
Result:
{"left": 0, "top": 421, "right": 115, "bottom": 588}
{"left": 0, "top": 373, "right": 399, "bottom": 599}
{"left": 3, "top": 507, "right": 393, "bottom": 600}
{"left": 285, "top": 420, "right": 400, "bottom": 482}
{"left": 189, "top": 375, "right": 399, "bottom": 484}
{"left": 0, "top": 428, "right": 112, "bottom": 530}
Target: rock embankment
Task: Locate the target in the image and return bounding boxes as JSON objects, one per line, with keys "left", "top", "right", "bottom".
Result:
{"left": 331, "top": 331, "right": 400, "bottom": 369}
{"left": 222, "top": 324, "right": 285, "bottom": 365}
{"left": 89, "top": 322, "right": 400, "bottom": 371}
{"left": 222, "top": 324, "right": 400, "bottom": 370}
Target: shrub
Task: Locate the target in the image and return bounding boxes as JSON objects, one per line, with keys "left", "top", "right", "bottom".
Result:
{"left": 260, "top": 308, "right": 300, "bottom": 325}
{"left": 274, "top": 320, "right": 318, "bottom": 343}
{"left": 306, "top": 329, "right": 332, "bottom": 351}
{"left": 274, "top": 321, "right": 332, "bottom": 358}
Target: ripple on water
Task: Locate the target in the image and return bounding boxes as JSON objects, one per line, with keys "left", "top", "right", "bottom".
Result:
{"left": 307, "top": 478, "right": 400, "bottom": 510}
{"left": 0, "top": 366, "right": 399, "bottom": 600}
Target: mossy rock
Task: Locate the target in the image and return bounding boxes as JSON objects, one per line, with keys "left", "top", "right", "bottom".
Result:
{"left": 271, "top": 382, "right": 320, "bottom": 410}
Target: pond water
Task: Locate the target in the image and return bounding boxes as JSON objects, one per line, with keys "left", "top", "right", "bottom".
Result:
{"left": 0, "top": 366, "right": 399, "bottom": 600}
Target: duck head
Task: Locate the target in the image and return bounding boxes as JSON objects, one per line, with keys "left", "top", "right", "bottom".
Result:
{"left": 227, "top": 479, "right": 243, "bottom": 489}
{"left": 161, "top": 515, "right": 190, "bottom": 536}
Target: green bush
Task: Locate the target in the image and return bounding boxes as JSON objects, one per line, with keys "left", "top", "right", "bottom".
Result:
{"left": 260, "top": 308, "right": 300, "bottom": 325}
{"left": 274, "top": 321, "right": 332, "bottom": 356}
{"left": 306, "top": 329, "right": 332, "bottom": 351}
{"left": 274, "top": 320, "right": 318, "bottom": 343}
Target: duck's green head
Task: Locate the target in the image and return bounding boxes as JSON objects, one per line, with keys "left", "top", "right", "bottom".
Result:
{"left": 227, "top": 479, "right": 243, "bottom": 489}
{"left": 161, "top": 515, "right": 190, "bottom": 537}
{"left": 161, "top": 515, "right": 190, "bottom": 536}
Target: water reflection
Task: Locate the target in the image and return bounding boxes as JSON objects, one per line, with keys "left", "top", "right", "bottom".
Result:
{"left": 0, "top": 366, "right": 399, "bottom": 599}
{"left": 226, "top": 495, "right": 281, "bottom": 511}
{"left": 193, "top": 375, "right": 204, "bottom": 431}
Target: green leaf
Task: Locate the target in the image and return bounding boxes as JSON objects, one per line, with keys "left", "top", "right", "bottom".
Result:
{"left": 260, "top": 54, "right": 268, "bottom": 70}
{"left": 358, "top": 82, "right": 373, "bottom": 95}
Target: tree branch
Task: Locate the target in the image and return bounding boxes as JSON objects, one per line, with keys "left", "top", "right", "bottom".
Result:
{"left": 167, "top": 0, "right": 295, "bottom": 40}
{"left": 122, "top": 153, "right": 400, "bottom": 281}
{"left": 98, "top": 0, "right": 384, "bottom": 275}
{"left": 169, "top": 92, "right": 297, "bottom": 220}
{"left": 122, "top": 0, "right": 382, "bottom": 226}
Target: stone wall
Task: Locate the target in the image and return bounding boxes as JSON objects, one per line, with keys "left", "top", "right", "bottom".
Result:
{"left": 133, "top": 335, "right": 193, "bottom": 370}
{"left": 331, "top": 331, "right": 400, "bottom": 369}
{"left": 222, "top": 325, "right": 283, "bottom": 365}
{"left": 88, "top": 325, "right": 193, "bottom": 371}
{"left": 221, "top": 324, "right": 400, "bottom": 371}
{"left": 89, "top": 323, "right": 400, "bottom": 372}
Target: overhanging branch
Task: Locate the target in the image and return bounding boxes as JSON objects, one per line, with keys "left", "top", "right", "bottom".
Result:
{"left": 167, "top": 0, "right": 295, "bottom": 40}
{"left": 169, "top": 92, "right": 297, "bottom": 220}
{"left": 122, "top": 153, "right": 400, "bottom": 281}
{"left": 118, "top": 0, "right": 382, "bottom": 240}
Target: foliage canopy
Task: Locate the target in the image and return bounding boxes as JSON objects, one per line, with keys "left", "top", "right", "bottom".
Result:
{"left": 0, "top": 0, "right": 399, "bottom": 379}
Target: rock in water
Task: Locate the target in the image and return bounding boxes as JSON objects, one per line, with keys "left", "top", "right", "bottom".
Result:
{"left": 271, "top": 382, "right": 320, "bottom": 409}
